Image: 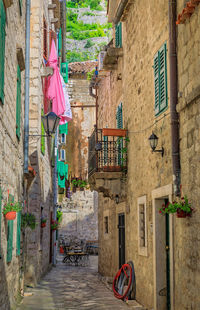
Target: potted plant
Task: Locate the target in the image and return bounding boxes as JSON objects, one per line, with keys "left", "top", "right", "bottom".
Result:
{"left": 159, "top": 195, "right": 194, "bottom": 218}
{"left": 51, "top": 220, "right": 59, "bottom": 231}
{"left": 41, "top": 217, "right": 47, "bottom": 228}
{"left": 3, "top": 201, "right": 22, "bottom": 220}
{"left": 21, "top": 213, "right": 37, "bottom": 230}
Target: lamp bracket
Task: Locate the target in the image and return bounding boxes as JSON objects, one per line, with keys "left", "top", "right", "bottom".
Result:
{"left": 153, "top": 147, "right": 164, "bottom": 157}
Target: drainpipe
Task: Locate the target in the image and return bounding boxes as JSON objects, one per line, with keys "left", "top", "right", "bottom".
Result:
{"left": 169, "top": 0, "right": 180, "bottom": 196}
{"left": 24, "top": 0, "right": 31, "bottom": 174}
{"left": 52, "top": 129, "right": 58, "bottom": 266}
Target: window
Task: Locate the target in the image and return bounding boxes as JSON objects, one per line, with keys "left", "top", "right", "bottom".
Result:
{"left": 116, "top": 103, "right": 123, "bottom": 129}
{"left": 0, "top": 0, "right": 6, "bottom": 104}
{"left": 115, "top": 22, "right": 122, "bottom": 48}
{"left": 103, "top": 136, "right": 108, "bottom": 165}
{"left": 61, "top": 133, "right": 66, "bottom": 144}
{"left": 58, "top": 28, "right": 62, "bottom": 57}
{"left": 41, "top": 109, "right": 45, "bottom": 155}
{"left": 60, "top": 149, "right": 66, "bottom": 161}
{"left": 154, "top": 43, "right": 168, "bottom": 116}
{"left": 138, "top": 196, "right": 147, "bottom": 256}
{"left": 16, "top": 65, "right": 21, "bottom": 140}
{"left": 104, "top": 216, "right": 108, "bottom": 234}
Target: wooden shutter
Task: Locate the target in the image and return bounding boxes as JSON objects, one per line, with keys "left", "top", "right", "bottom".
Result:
{"left": 7, "top": 220, "right": 14, "bottom": 263}
{"left": 19, "top": 0, "right": 22, "bottom": 16}
{"left": 16, "top": 65, "right": 21, "bottom": 140}
{"left": 43, "top": 19, "right": 48, "bottom": 60}
{"left": 115, "top": 23, "right": 122, "bottom": 48}
{"left": 58, "top": 28, "right": 62, "bottom": 57}
{"left": 16, "top": 211, "right": 21, "bottom": 256}
{"left": 154, "top": 43, "right": 168, "bottom": 115}
{"left": 41, "top": 109, "right": 45, "bottom": 155}
{"left": 49, "top": 30, "right": 57, "bottom": 50}
{"left": 116, "top": 103, "right": 123, "bottom": 129}
{"left": 61, "top": 63, "right": 68, "bottom": 83}
{"left": 0, "top": 188, "right": 2, "bottom": 259}
{"left": 0, "top": 0, "right": 6, "bottom": 104}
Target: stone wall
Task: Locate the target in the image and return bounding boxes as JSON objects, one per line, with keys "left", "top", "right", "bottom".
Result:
{"left": 0, "top": 1, "right": 26, "bottom": 308}
{"left": 25, "top": 0, "right": 55, "bottom": 287}
{"left": 59, "top": 190, "right": 98, "bottom": 242}
{"left": 176, "top": 3, "right": 200, "bottom": 309}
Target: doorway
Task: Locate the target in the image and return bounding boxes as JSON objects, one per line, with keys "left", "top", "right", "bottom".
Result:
{"left": 152, "top": 184, "right": 174, "bottom": 310}
{"left": 118, "top": 213, "right": 125, "bottom": 268}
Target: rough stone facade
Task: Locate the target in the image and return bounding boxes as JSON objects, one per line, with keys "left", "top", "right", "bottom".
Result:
{"left": 60, "top": 190, "right": 98, "bottom": 242}
{"left": 176, "top": 2, "right": 200, "bottom": 309}
{"left": 92, "top": 0, "right": 200, "bottom": 309}
{"left": 0, "top": 1, "right": 26, "bottom": 309}
{"left": 58, "top": 63, "right": 98, "bottom": 245}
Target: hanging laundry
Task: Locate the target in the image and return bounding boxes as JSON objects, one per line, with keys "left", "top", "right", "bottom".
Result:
{"left": 46, "top": 40, "right": 66, "bottom": 117}
{"left": 59, "top": 73, "right": 72, "bottom": 125}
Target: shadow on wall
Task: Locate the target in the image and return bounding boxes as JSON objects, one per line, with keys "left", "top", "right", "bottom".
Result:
{"left": 0, "top": 246, "right": 11, "bottom": 309}
{"left": 24, "top": 145, "right": 53, "bottom": 287}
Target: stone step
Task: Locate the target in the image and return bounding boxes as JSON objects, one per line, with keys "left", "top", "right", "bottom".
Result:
{"left": 126, "top": 300, "right": 147, "bottom": 310}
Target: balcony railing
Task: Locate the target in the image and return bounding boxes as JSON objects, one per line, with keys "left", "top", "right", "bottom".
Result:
{"left": 88, "top": 127, "right": 127, "bottom": 177}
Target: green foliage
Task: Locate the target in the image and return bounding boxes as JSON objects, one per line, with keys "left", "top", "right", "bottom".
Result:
{"left": 159, "top": 196, "right": 193, "bottom": 215}
{"left": 82, "top": 11, "right": 95, "bottom": 16}
{"left": 66, "top": 50, "right": 93, "bottom": 63}
{"left": 21, "top": 213, "right": 37, "bottom": 230}
{"left": 66, "top": 0, "right": 103, "bottom": 10}
{"left": 56, "top": 210, "right": 63, "bottom": 224}
{"left": 71, "top": 179, "right": 88, "bottom": 188}
{"left": 87, "top": 69, "right": 95, "bottom": 80}
{"left": 41, "top": 218, "right": 47, "bottom": 224}
{"left": 51, "top": 220, "right": 59, "bottom": 230}
{"left": 3, "top": 201, "right": 22, "bottom": 215}
{"left": 84, "top": 39, "right": 95, "bottom": 48}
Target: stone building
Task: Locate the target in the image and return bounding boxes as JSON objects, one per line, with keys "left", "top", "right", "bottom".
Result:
{"left": 58, "top": 61, "right": 98, "bottom": 245}
{"left": 0, "top": 0, "right": 66, "bottom": 308}
{"left": 88, "top": 0, "right": 200, "bottom": 309}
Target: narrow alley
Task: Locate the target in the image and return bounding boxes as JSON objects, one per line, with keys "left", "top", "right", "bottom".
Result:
{"left": 17, "top": 256, "right": 128, "bottom": 310}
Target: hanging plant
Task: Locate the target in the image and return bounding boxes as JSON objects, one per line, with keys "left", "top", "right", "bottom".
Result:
{"left": 159, "top": 195, "right": 194, "bottom": 218}
{"left": 51, "top": 220, "right": 59, "bottom": 231}
{"left": 21, "top": 213, "right": 37, "bottom": 230}
{"left": 41, "top": 217, "right": 47, "bottom": 228}
{"left": 3, "top": 201, "right": 22, "bottom": 220}
{"left": 56, "top": 210, "right": 63, "bottom": 224}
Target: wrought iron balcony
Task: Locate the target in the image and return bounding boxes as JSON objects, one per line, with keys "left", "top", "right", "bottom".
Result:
{"left": 88, "top": 127, "right": 128, "bottom": 201}
{"left": 88, "top": 128, "right": 127, "bottom": 177}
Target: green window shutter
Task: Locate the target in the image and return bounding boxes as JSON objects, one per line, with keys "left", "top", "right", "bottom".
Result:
{"left": 19, "top": 0, "right": 22, "bottom": 16}
{"left": 116, "top": 103, "right": 123, "bottom": 129}
{"left": 61, "top": 63, "right": 68, "bottom": 83}
{"left": 0, "top": 0, "right": 6, "bottom": 104}
{"left": 41, "top": 109, "right": 45, "bottom": 155}
{"left": 16, "top": 65, "right": 21, "bottom": 140}
{"left": 0, "top": 187, "right": 2, "bottom": 258}
{"left": 7, "top": 220, "right": 14, "bottom": 263}
{"left": 115, "top": 23, "right": 122, "bottom": 48}
{"left": 154, "top": 43, "right": 168, "bottom": 115}
{"left": 58, "top": 28, "right": 62, "bottom": 57}
{"left": 16, "top": 211, "right": 21, "bottom": 256}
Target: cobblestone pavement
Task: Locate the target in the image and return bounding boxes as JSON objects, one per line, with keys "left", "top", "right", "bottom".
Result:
{"left": 17, "top": 255, "right": 128, "bottom": 310}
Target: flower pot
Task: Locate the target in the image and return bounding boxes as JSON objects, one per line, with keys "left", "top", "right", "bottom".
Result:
{"left": 5, "top": 211, "right": 16, "bottom": 220}
{"left": 60, "top": 246, "right": 64, "bottom": 254}
{"left": 176, "top": 209, "right": 191, "bottom": 218}
{"left": 41, "top": 222, "right": 46, "bottom": 228}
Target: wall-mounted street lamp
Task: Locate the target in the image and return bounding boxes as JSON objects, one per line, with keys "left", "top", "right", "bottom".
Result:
{"left": 148, "top": 132, "right": 164, "bottom": 157}
{"left": 29, "top": 112, "right": 60, "bottom": 138}
{"left": 115, "top": 194, "right": 120, "bottom": 204}
{"left": 41, "top": 112, "right": 61, "bottom": 136}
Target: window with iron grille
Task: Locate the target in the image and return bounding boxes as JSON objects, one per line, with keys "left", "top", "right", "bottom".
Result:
{"left": 138, "top": 196, "right": 148, "bottom": 256}
{"left": 104, "top": 216, "right": 108, "bottom": 234}
{"left": 154, "top": 43, "right": 168, "bottom": 116}
{"left": 60, "top": 149, "right": 66, "bottom": 161}
{"left": 61, "top": 133, "right": 66, "bottom": 144}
